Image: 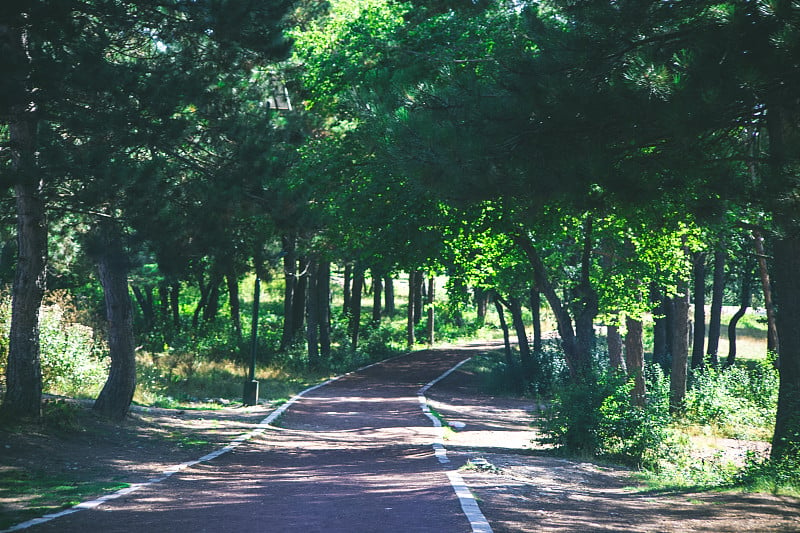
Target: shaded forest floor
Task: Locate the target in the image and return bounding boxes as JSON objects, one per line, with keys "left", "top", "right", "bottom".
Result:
{"left": 1, "top": 345, "right": 799, "bottom": 532}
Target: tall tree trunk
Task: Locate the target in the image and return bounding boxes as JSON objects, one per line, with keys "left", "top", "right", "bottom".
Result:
{"left": 201, "top": 272, "right": 222, "bottom": 323}
{"left": 706, "top": 249, "right": 726, "bottom": 366}
{"left": 493, "top": 299, "right": 517, "bottom": 374}
{"left": 2, "top": 22, "right": 45, "bottom": 419}
{"left": 291, "top": 257, "right": 308, "bottom": 340}
{"left": 169, "top": 281, "right": 181, "bottom": 331}
{"left": 318, "top": 261, "right": 331, "bottom": 359}
{"left": 772, "top": 234, "right": 800, "bottom": 459}
{"left": 669, "top": 287, "right": 690, "bottom": 413}
{"left": 508, "top": 296, "right": 535, "bottom": 379}
{"left": 383, "top": 275, "right": 395, "bottom": 317}
{"left": 406, "top": 270, "right": 417, "bottom": 348}
{"left": 529, "top": 285, "right": 543, "bottom": 354}
{"left": 93, "top": 224, "right": 137, "bottom": 421}
{"left": 371, "top": 269, "right": 382, "bottom": 324}
{"left": 349, "top": 266, "right": 364, "bottom": 350}
{"left": 426, "top": 276, "right": 435, "bottom": 346}
{"left": 226, "top": 268, "right": 242, "bottom": 343}
{"left": 131, "top": 285, "right": 155, "bottom": 333}
{"left": 691, "top": 251, "right": 706, "bottom": 370}
{"left": 170, "top": 281, "right": 181, "bottom": 331}
{"left": 625, "top": 316, "right": 646, "bottom": 408}
{"left": 280, "top": 235, "right": 297, "bottom": 350}
{"left": 573, "top": 215, "right": 599, "bottom": 375}
{"left": 607, "top": 323, "right": 624, "bottom": 371}
{"left": 727, "top": 256, "right": 754, "bottom": 367}
{"left": 342, "top": 262, "right": 352, "bottom": 316}
{"left": 413, "top": 270, "right": 423, "bottom": 325}
{"left": 651, "top": 285, "right": 670, "bottom": 371}
{"left": 305, "top": 259, "right": 319, "bottom": 366}
{"left": 753, "top": 230, "right": 780, "bottom": 357}
{"left": 514, "top": 233, "right": 588, "bottom": 383}
{"left": 475, "top": 287, "right": 488, "bottom": 323}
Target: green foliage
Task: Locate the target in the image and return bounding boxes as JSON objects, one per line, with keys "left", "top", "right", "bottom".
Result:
{"left": 736, "top": 446, "right": 800, "bottom": 496}
{"left": 683, "top": 362, "right": 778, "bottom": 440}
{"left": 541, "top": 365, "right": 671, "bottom": 468}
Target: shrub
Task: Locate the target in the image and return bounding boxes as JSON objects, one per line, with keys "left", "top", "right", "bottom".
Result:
{"left": 684, "top": 362, "right": 777, "bottom": 440}
{"left": 541, "top": 364, "right": 671, "bottom": 468}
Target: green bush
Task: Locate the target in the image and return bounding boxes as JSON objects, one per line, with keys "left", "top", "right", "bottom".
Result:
{"left": 684, "top": 362, "right": 777, "bottom": 439}
{"left": 541, "top": 364, "right": 671, "bottom": 468}
{"left": 736, "top": 446, "right": 800, "bottom": 495}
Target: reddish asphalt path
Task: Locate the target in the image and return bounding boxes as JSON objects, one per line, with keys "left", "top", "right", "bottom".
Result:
{"left": 22, "top": 348, "right": 485, "bottom": 532}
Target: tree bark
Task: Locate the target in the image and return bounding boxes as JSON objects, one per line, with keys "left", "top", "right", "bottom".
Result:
{"left": 726, "top": 256, "right": 753, "bottom": 367}
{"left": 2, "top": 21, "right": 46, "bottom": 419}
{"left": 305, "top": 259, "right": 319, "bottom": 366}
{"left": 406, "top": 270, "right": 416, "bottom": 348}
{"left": 170, "top": 281, "right": 181, "bottom": 332}
{"left": 413, "top": 270, "right": 423, "bottom": 325}
{"left": 475, "top": 287, "right": 488, "bottom": 323}
{"left": 349, "top": 266, "right": 364, "bottom": 350}
{"left": 625, "top": 316, "right": 646, "bottom": 408}
{"left": 226, "top": 268, "right": 242, "bottom": 343}
{"left": 753, "top": 230, "right": 780, "bottom": 357}
{"left": 426, "top": 276, "right": 435, "bottom": 346}
{"left": 493, "top": 298, "right": 516, "bottom": 373}
{"left": 669, "top": 287, "right": 690, "bottom": 414}
{"left": 291, "top": 257, "right": 308, "bottom": 340}
{"left": 651, "top": 285, "right": 670, "bottom": 371}
{"left": 342, "top": 262, "right": 352, "bottom": 316}
{"left": 772, "top": 234, "right": 800, "bottom": 459}
{"left": 93, "top": 224, "right": 137, "bottom": 421}
{"left": 529, "top": 286, "right": 543, "bottom": 354}
{"left": 691, "top": 251, "right": 706, "bottom": 370}
{"left": 383, "top": 275, "right": 395, "bottom": 316}
{"left": 280, "top": 235, "right": 297, "bottom": 350}
{"left": 371, "top": 269, "right": 382, "bottom": 324}
{"left": 706, "top": 248, "right": 726, "bottom": 366}
{"left": 318, "top": 261, "right": 331, "bottom": 359}
{"left": 607, "top": 323, "right": 624, "bottom": 371}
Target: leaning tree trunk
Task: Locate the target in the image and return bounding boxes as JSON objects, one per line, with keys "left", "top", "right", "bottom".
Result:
{"left": 507, "top": 296, "right": 534, "bottom": 379}
{"left": 2, "top": 21, "right": 46, "bottom": 419}
{"left": 691, "top": 251, "right": 706, "bottom": 370}
{"left": 753, "top": 230, "right": 780, "bottom": 357}
{"left": 93, "top": 225, "right": 137, "bottom": 421}
{"left": 706, "top": 249, "right": 726, "bottom": 366}
{"left": 727, "top": 256, "right": 754, "bottom": 367}
{"left": 669, "top": 287, "right": 690, "bottom": 414}
{"left": 493, "top": 298, "right": 517, "bottom": 375}
{"left": 625, "top": 316, "right": 646, "bottom": 408}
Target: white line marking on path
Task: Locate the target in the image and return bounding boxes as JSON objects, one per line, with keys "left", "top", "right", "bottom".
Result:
{"left": 3, "top": 352, "right": 492, "bottom": 533}
{"left": 418, "top": 358, "right": 494, "bottom": 533}
{"left": 0, "top": 356, "right": 397, "bottom": 533}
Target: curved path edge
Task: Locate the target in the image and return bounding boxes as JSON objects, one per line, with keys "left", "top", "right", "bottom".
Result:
{"left": 3, "top": 350, "right": 493, "bottom": 533}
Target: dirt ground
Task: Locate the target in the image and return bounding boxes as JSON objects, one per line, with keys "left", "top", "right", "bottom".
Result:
{"left": 1, "top": 346, "right": 799, "bottom": 532}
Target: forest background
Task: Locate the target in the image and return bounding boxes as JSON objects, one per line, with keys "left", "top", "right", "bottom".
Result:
{"left": 1, "top": 0, "right": 800, "bottom": 511}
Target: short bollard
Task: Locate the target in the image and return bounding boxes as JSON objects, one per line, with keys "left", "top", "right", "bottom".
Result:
{"left": 243, "top": 380, "right": 259, "bottom": 406}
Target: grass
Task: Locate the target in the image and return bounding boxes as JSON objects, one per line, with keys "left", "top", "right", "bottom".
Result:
{"left": 0, "top": 470, "right": 129, "bottom": 530}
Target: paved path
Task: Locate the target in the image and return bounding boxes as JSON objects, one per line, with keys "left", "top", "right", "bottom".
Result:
{"left": 23, "top": 348, "right": 488, "bottom": 532}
